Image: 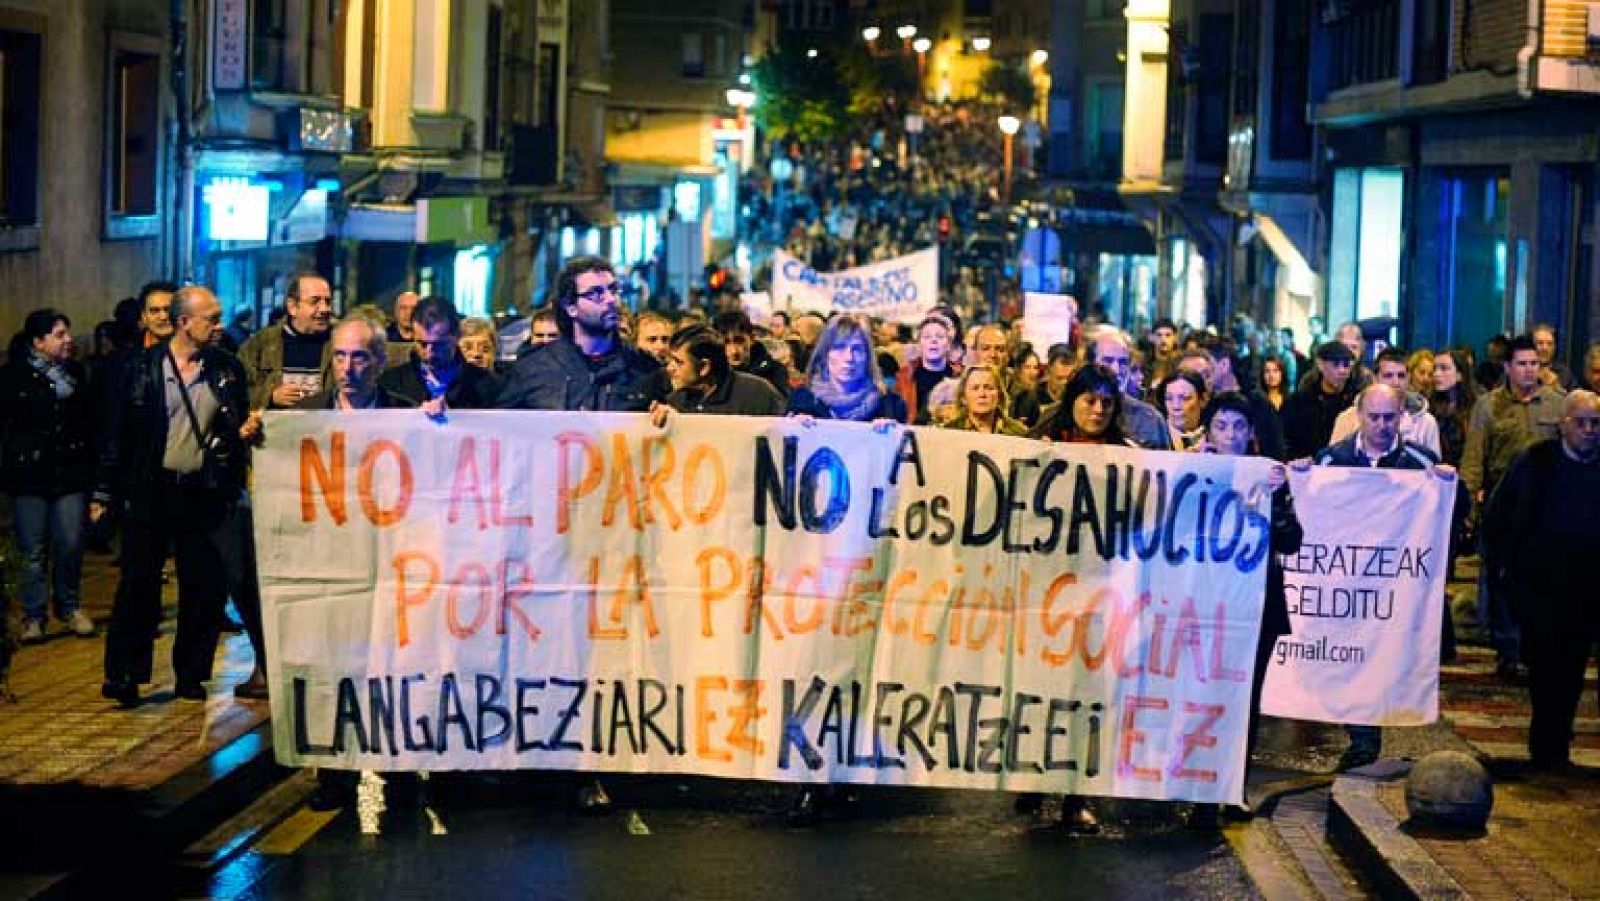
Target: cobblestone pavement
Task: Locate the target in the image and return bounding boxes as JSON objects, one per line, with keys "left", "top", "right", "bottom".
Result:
{"left": 0, "top": 550, "right": 265, "bottom": 791}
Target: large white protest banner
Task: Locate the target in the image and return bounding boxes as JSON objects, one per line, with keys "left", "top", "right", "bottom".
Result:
{"left": 772, "top": 247, "right": 939, "bottom": 324}
{"left": 254, "top": 412, "right": 1281, "bottom": 803}
{"left": 1262, "top": 467, "right": 1454, "bottom": 726}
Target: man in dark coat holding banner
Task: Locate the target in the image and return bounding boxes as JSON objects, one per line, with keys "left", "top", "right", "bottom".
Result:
{"left": 1302, "top": 383, "right": 1460, "bottom": 771}
{"left": 497, "top": 256, "right": 663, "bottom": 413}
{"left": 496, "top": 254, "right": 661, "bottom": 813}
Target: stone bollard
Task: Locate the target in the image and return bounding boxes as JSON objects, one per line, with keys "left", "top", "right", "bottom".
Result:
{"left": 1404, "top": 750, "right": 1493, "bottom": 829}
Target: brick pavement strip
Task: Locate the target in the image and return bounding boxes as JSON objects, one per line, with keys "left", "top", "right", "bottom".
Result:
{"left": 0, "top": 553, "right": 267, "bottom": 793}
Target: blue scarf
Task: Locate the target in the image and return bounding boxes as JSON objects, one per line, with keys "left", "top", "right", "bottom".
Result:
{"left": 31, "top": 352, "right": 75, "bottom": 400}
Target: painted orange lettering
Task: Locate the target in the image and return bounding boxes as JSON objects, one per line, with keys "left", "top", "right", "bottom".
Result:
{"left": 299, "top": 431, "right": 347, "bottom": 524}
{"left": 640, "top": 436, "right": 683, "bottom": 530}
{"left": 556, "top": 432, "right": 602, "bottom": 535}
{"left": 447, "top": 436, "right": 489, "bottom": 530}
{"left": 1117, "top": 695, "right": 1168, "bottom": 783}
{"left": 696, "top": 546, "right": 741, "bottom": 638}
{"left": 357, "top": 439, "right": 413, "bottom": 527}
{"left": 446, "top": 562, "right": 492, "bottom": 638}
{"left": 602, "top": 432, "right": 644, "bottom": 529}
{"left": 682, "top": 444, "right": 725, "bottom": 526}
{"left": 391, "top": 550, "right": 439, "bottom": 648}
{"left": 695, "top": 675, "right": 733, "bottom": 762}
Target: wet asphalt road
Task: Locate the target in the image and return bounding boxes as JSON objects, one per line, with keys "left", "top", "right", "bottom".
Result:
{"left": 57, "top": 715, "right": 1392, "bottom": 899}
{"left": 206, "top": 776, "right": 1261, "bottom": 901}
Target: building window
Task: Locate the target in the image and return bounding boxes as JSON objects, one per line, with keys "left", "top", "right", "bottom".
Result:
{"left": 0, "top": 23, "right": 43, "bottom": 229}
{"left": 252, "top": 0, "right": 290, "bottom": 89}
{"left": 682, "top": 33, "right": 704, "bottom": 78}
{"left": 107, "top": 44, "right": 161, "bottom": 229}
{"left": 1329, "top": 167, "right": 1406, "bottom": 323}
{"left": 1270, "top": 0, "right": 1311, "bottom": 159}
{"left": 483, "top": 6, "right": 502, "bottom": 151}
{"left": 251, "top": 0, "right": 330, "bottom": 93}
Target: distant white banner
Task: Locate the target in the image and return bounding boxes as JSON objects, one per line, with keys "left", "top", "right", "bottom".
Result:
{"left": 772, "top": 247, "right": 939, "bottom": 324}
{"left": 1262, "top": 467, "right": 1454, "bottom": 726}
{"left": 1022, "top": 293, "right": 1077, "bottom": 353}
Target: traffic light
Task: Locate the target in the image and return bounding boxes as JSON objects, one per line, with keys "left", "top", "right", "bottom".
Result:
{"left": 937, "top": 215, "right": 951, "bottom": 242}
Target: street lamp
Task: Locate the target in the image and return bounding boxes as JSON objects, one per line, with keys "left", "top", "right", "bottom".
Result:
{"left": 912, "top": 37, "right": 931, "bottom": 54}
{"left": 806, "top": 48, "right": 818, "bottom": 58}
{"left": 1032, "top": 49, "right": 1049, "bottom": 66}
{"left": 897, "top": 24, "right": 917, "bottom": 39}
{"left": 972, "top": 37, "right": 991, "bottom": 52}
{"left": 862, "top": 25, "right": 881, "bottom": 43}
{"left": 997, "top": 116, "right": 1020, "bottom": 206}
{"left": 912, "top": 37, "right": 931, "bottom": 84}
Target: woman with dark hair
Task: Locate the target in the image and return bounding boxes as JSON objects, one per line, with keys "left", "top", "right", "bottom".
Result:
{"left": 1190, "top": 391, "right": 1302, "bottom": 827}
{"left": 786, "top": 314, "right": 908, "bottom": 424}
{"left": 1258, "top": 354, "right": 1289, "bottom": 412}
{"left": 1157, "top": 370, "right": 1209, "bottom": 450}
{"left": 1430, "top": 348, "right": 1477, "bottom": 469}
{"left": 1430, "top": 347, "right": 1478, "bottom": 661}
{"left": 1020, "top": 363, "right": 1128, "bottom": 836}
{"left": 0, "top": 309, "right": 97, "bottom": 643}
{"left": 1028, "top": 364, "right": 1127, "bottom": 446}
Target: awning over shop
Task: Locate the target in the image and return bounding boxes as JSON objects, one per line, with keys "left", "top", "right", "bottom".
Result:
{"left": 342, "top": 196, "right": 497, "bottom": 246}
{"left": 1251, "top": 214, "right": 1317, "bottom": 297}
{"left": 1060, "top": 216, "right": 1156, "bottom": 256}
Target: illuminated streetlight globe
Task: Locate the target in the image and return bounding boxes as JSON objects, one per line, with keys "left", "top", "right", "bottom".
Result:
{"left": 972, "top": 37, "right": 991, "bottom": 51}
{"left": 997, "top": 115, "right": 1021, "bottom": 135}
{"left": 862, "top": 26, "right": 881, "bottom": 42}
{"left": 913, "top": 37, "right": 931, "bottom": 53}
{"left": 897, "top": 25, "right": 917, "bottom": 39}
{"left": 1032, "top": 49, "right": 1049, "bottom": 66}
{"left": 806, "top": 48, "right": 818, "bottom": 58}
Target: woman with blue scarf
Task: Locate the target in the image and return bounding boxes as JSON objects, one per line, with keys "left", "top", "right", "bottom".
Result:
{"left": 1, "top": 309, "right": 97, "bottom": 643}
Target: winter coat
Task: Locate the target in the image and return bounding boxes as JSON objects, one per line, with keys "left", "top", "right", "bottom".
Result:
{"left": 495, "top": 338, "right": 664, "bottom": 412}
{"left": 0, "top": 356, "right": 95, "bottom": 496}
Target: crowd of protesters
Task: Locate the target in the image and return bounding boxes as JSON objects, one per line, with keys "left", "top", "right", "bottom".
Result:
{"left": 740, "top": 101, "right": 1023, "bottom": 322}
{"left": 1, "top": 251, "right": 1597, "bottom": 829}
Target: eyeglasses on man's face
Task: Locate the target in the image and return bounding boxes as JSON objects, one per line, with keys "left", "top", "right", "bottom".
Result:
{"left": 575, "top": 282, "right": 622, "bottom": 303}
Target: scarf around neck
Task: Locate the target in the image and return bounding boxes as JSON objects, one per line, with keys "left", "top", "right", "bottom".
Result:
{"left": 811, "top": 376, "right": 881, "bottom": 422}
{"left": 31, "top": 352, "right": 75, "bottom": 399}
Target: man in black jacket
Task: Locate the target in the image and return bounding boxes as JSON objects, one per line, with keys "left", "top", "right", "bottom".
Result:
{"left": 1482, "top": 390, "right": 1600, "bottom": 768}
{"left": 712, "top": 309, "right": 790, "bottom": 398}
{"left": 497, "top": 256, "right": 663, "bottom": 412}
{"left": 656, "top": 325, "right": 785, "bottom": 418}
{"left": 92, "top": 287, "right": 262, "bottom": 707}
{"left": 1283, "top": 341, "right": 1361, "bottom": 460}
{"left": 1306, "top": 383, "right": 1462, "bottom": 770}
{"left": 493, "top": 255, "right": 658, "bottom": 814}
{"left": 378, "top": 296, "right": 498, "bottom": 409}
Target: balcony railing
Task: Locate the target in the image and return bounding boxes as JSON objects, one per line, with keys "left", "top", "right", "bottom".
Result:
{"left": 1322, "top": 0, "right": 1399, "bottom": 91}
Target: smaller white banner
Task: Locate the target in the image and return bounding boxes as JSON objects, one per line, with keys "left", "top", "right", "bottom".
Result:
{"left": 772, "top": 247, "right": 939, "bottom": 324}
{"left": 1023, "top": 293, "right": 1077, "bottom": 352}
{"left": 740, "top": 292, "right": 772, "bottom": 325}
{"left": 1262, "top": 467, "right": 1454, "bottom": 726}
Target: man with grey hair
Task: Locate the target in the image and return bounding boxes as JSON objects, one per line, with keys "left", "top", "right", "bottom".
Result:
{"left": 1088, "top": 327, "right": 1173, "bottom": 450}
{"left": 1482, "top": 389, "right": 1600, "bottom": 768}
{"left": 298, "top": 317, "right": 417, "bottom": 410}
{"left": 94, "top": 286, "right": 261, "bottom": 707}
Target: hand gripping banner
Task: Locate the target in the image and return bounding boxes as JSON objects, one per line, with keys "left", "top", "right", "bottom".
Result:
{"left": 254, "top": 411, "right": 1280, "bottom": 804}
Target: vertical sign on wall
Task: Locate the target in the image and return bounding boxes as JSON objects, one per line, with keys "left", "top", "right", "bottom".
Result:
{"left": 213, "top": 0, "right": 247, "bottom": 90}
